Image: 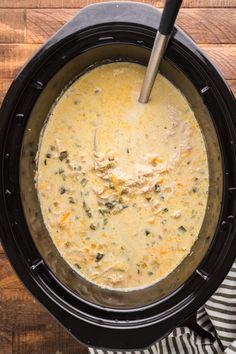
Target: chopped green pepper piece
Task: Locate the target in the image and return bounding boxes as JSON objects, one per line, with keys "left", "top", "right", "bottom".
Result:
{"left": 59, "top": 151, "right": 68, "bottom": 161}
{"left": 95, "top": 253, "right": 104, "bottom": 262}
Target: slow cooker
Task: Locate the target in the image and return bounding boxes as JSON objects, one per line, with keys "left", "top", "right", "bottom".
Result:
{"left": 0, "top": 2, "right": 236, "bottom": 351}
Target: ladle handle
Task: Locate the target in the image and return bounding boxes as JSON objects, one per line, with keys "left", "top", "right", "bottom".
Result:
{"left": 159, "top": 0, "right": 183, "bottom": 35}
{"left": 138, "top": 0, "right": 183, "bottom": 104}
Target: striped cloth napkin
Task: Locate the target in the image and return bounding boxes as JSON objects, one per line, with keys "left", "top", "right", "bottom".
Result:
{"left": 89, "top": 260, "right": 236, "bottom": 354}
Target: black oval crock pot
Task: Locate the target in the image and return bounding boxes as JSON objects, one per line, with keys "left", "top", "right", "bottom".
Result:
{"left": 0, "top": 2, "right": 236, "bottom": 351}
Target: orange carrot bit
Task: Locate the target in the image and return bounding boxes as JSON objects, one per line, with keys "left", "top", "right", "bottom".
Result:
{"left": 111, "top": 175, "right": 120, "bottom": 189}
{"left": 181, "top": 148, "right": 192, "bottom": 158}
{"left": 80, "top": 218, "right": 86, "bottom": 225}
{"left": 155, "top": 177, "right": 164, "bottom": 186}
{"left": 38, "top": 183, "right": 46, "bottom": 191}
{"left": 60, "top": 211, "right": 71, "bottom": 224}
{"left": 191, "top": 122, "right": 197, "bottom": 131}
{"left": 147, "top": 217, "right": 155, "bottom": 224}
{"left": 160, "top": 250, "right": 168, "bottom": 255}
{"left": 149, "top": 156, "right": 164, "bottom": 166}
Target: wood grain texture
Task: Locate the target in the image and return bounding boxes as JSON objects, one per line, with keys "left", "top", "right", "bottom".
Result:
{"left": 0, "top": 0, "right": 236, "bottom": 8}
{"left": 26, "top": 8, "right": 76, "bottom": 43}
{"left": 228, "top": 80, "right": 236, "bottom": 96}
{"left": 0, "top": 255, "right": 24, "bottom": 289}
{"left": 0, "top": 1, "right": 235, "bottom": 353}
{"left": 0, "top": 9, "right": 25, "bottom": 43}
{"left": 177, "top": 9, "right": 236, "bottom": 44}
{"left": 0, "top": 289, "right": 88, "bottom": 354}
{"left": 0, "top": 328, "right": 12, "bottom": 354}
{"left": 0, "top": 7, "right": 235, "bottom": 45}
{"left": 24, "top": 8, "right": 236, "bottom": 44}
{"left": 199, "top": 44, "right": 236, "bottom": 80}
{"left": 0, "top": 44, "right": 39, "bottom": 78}
{"left": 0, "top": 79, "right": 12, "bottom": 103}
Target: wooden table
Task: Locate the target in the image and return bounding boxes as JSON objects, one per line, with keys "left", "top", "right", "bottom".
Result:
{"left": 0, "top": 1, "right": 235, "bottom": 353}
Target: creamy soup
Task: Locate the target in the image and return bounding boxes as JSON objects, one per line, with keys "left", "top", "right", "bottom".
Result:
{"left": 36, "top": 62, "right": 209, "bottom": 290}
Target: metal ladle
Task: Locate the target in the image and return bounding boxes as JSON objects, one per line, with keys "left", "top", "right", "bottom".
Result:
{"left": 139, "top": 0, "right": 183, "bottom": 104}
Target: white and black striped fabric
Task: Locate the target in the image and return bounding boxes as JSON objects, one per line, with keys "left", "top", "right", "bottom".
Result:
{"left": 89, "top": 260, "right": 236, "bottom": 354}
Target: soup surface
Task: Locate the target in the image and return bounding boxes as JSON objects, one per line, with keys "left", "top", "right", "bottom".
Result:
{"left": 37, "top": 62, "right": 209, "bottom": 290}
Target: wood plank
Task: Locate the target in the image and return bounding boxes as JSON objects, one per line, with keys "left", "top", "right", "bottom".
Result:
{"left": 177, "top": 9, "right": 236, "bottom": 44}
{"left": 0, "top": 44, "right": 39, "bottom": 78}
{"left": 0, "top": 78, "right": 12, "bottom": 104}
{"left": 0, "top": 0, "right": 235, "bottom": 8}
{"left": 0, "top": 9, "right": 25, "bottom": 43}
{"left": 0, "top": 288, "right": 88, "bottom": 354}
{"left": 0, "top": 255, "right": 24, "bottom": 289}
{"left": 228, "top": 80, "right": 236, "bottom": 97}
{"left": 24, "top": 8, "right": 236, "bottom": 44}
{"left": 0, "top": 328, "right": 12, "bottom": 354}
{"left": 199, "top": 44, "right": 236, "bottom": 80}
{"left": 26, "top": 8, "right": 76, "bottom": 44}
{"left": 181, "top": 0, "right": 236, "bottom": 6}
{"left": 12, "top": 325, "right": 88, "bottom": 354}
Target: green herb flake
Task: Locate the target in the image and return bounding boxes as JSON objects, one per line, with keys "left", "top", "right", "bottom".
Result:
{"left": 162, "top": 208, "right": 169, "bottom": 213}
{"left": 121, "top": 187, "right": 129, "bottom": 195}
{"left": 74, "top": 263, "right": 81, "bottom": 269}
{"left": 145, "top": 195, "right": 152, "bottom": 202}
{"left": 65, "top": 241, "right": 71, "bottom": 248}
{"left": 102, "top": 162, "right": 115, "bottom": 171}
{"left": 44, "top": 159, "right": 47, "bottom": 166}
{"left": 90, "top": 223, "right": 96, "bottom": 230}
{"left": 46, "top": 153, "right": 51, "bottom": 158}
{"left": 98, "top": 208, "right": 109, "bottom": 216}
{"left": 105, "top": 201, "right": 116, "bottom": 209}
{"left": 83, "top": 201, "right": 92, "bottom": 218}
{"left": 153, "top": 184, "right": 161, "bottom": 193}
{"left": 145, "top": 230, "right": 150, "bottom": 236}
{"left": 178, "top": 225, "right": 187, "bottom": 233}
{"left": 80, "top": 178, "right": 88, "bottom": 187}
{"left": 68, "top": 197, "right": 75, "bottom": 204}
{"left": 148, "top": 271, "right": 154, "bottom": 276}
{"left": 95, "top": 253, "right": 104, "bottom": 262}
{"left": 59, "top": 151, "right": 68, "bottom": 161}
{"left": 59, "top": 186, "right": 66, "bottom": 195}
